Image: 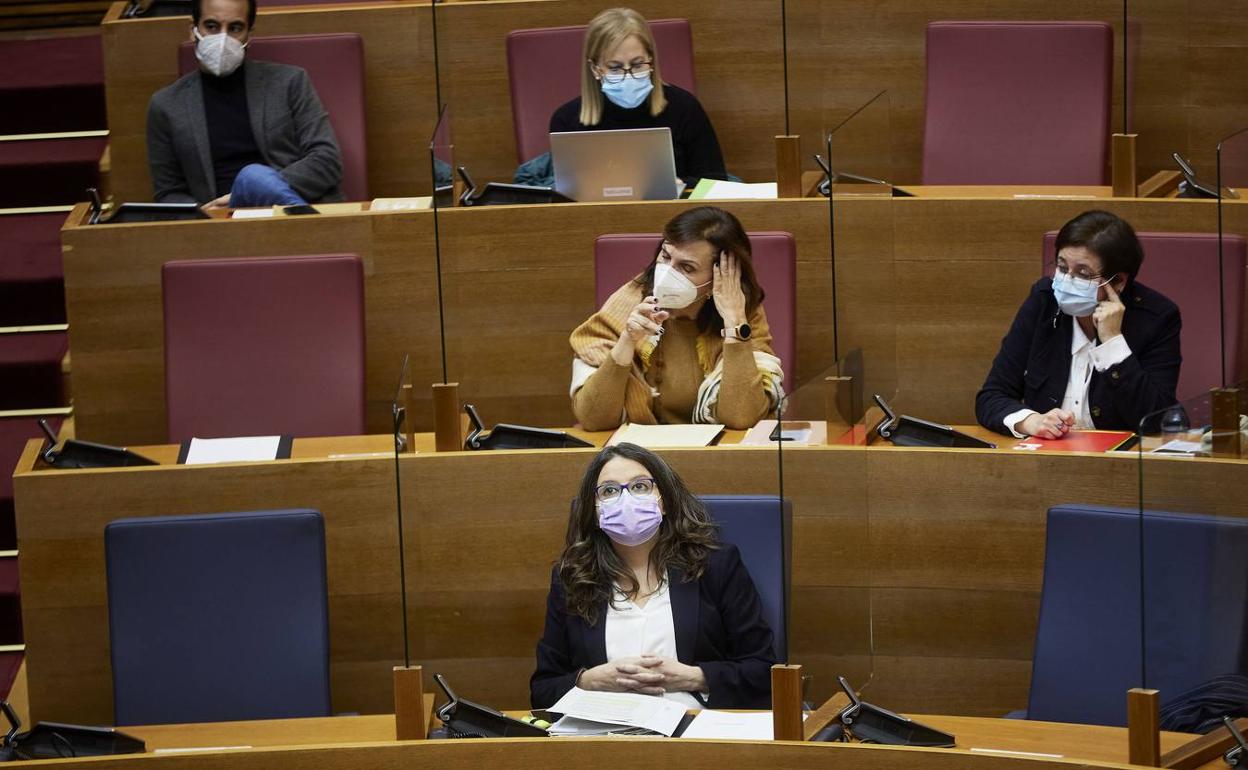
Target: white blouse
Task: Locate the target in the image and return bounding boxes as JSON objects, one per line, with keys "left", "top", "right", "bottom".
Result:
{"left": 604, "top": 581, "right": 703, "bottom": 710}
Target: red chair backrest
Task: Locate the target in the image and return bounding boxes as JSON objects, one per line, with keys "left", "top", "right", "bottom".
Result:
{"left": 179, "top": 33, "right": 368, "bottom": 201}
{"left": 593, "top": 232, "right": 795, "bottom": 393}
{"left": 506, "top": 19, "right": 696, "bottom": 164}
{"left": 1042, "top": 232, "right": 1248, "bottom": 400}
{"left": 162, "top": 254, "right": 366, "bottom": 442}
{"left": 923, "top": 21, "right": 1112, "bottom": 185}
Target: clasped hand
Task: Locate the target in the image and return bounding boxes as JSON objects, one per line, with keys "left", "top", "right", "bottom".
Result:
{"left": 578, "top": 655, "right": 706, "bottom": 696}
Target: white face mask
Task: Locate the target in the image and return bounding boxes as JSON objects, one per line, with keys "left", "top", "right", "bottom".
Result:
{"left": 652, "top": 263, "right": 710, "bottom": 309}
{"left": 194, "top": 28, "right": 247, "bottom": 78}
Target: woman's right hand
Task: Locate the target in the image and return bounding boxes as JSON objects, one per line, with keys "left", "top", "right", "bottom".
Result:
{"left": 577, "top": 656, "right": 666, "bottom": 696}
{"left": 1020, "top": 408, "right": 1075, "bottom": 439}
{"left": 611, "top": 296, "right": 669, "bottom": 366}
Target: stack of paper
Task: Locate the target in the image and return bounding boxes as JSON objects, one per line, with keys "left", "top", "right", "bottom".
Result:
{"left": 681, "top": 710, "right": 782, "bottom": 740}
{"left": 183, "top": 436, "right": 283, "bottom": 465}
{"left": 608, "top": 423, "right": 725, "bottom": 448}
{"left": 547, "top": 688, "right": 686, "bottom": 737}
{"left": 688, "top": 179, "right": 779, "bottom": 200}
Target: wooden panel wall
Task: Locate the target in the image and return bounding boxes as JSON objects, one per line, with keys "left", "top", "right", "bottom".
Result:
{"left": 16, "top": 438, "right": 1248, "bottom": 724}
{"left": 60, "top": 196, "right": 1248, "bottom": 445}
{"left": 59, "top": 203, "right": 444, "bottom": 444}
{"left": 0, "top": 729, "right": 1191, "bottom": 770}
{"left": 98, "top": 0, "right": 1248, "bottom": 199}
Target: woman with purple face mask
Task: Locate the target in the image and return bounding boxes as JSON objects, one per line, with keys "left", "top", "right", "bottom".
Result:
{"left": 529, "top": 443, "right": 776, "bottom": 710}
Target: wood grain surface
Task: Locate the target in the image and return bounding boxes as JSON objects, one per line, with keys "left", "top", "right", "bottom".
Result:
{"left": 14, "top": 432, "right": 1248, "bottom": 725}
{"left": 97, "top": 0, "right": 1248, "bottom": 199}
{"left": 60, "top": 195, "right": 1248, "bottom": 444}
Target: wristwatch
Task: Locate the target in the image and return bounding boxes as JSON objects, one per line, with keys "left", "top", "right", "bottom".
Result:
{"left": 721, "top": 323, "right": 752, "bottom": 340}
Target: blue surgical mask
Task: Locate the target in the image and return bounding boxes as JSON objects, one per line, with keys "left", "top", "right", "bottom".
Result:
{"left": 601, "top": 74, "right": 653, "bottom": 110}
{"left": 1051, "top": 272, "right": 1111, "bottom": 317}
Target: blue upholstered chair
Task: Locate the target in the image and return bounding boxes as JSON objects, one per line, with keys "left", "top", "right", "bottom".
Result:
{"left": 701, "top": 495, "right": 792, "bottom": 662}
{"left": 105, "top": 509, "right": 332, "bottom": 725}
{"left": 1027, "top": 504, "right": 1248, "bottom": 726}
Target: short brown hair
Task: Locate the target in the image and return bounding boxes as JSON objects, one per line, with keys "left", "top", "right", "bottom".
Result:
{"left": 1054, "top": 210, "right": 1145, "bottom": 283}
{"left": 635, "top": 206, "right": 766, "bottom": 337}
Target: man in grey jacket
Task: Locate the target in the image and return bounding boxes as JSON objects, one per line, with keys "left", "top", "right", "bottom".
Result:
{"left": 146, "top": 0, "right": 343, "bottom": 208}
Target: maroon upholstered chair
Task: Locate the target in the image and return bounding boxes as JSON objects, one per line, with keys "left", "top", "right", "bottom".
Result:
{"left": 0, "top": 33, "right": 105, "bottom": 133}
{"left": 593, "top": 232, "right": 796, "bottom": 393}
{"left": 162, "top": 254, "right": 366, "bottom": 442}
{"left": 1042, "top": 232, "right": 1248, "bottom": 400}
{"left": 506, "top": 19, "right": 696, "bottom": 164}
{"left": 923, "top": 21, "right": 1112, "bottom": 185}
{"left": 178, "top": 33, "right": 369, "bottom": 201}
{"left": 0, "top": 211, "right": 66, "bottom": 326}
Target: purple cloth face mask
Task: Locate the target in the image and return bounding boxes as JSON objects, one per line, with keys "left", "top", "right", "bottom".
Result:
{"left": 597, "top": 494, "right": 662, "bottom": 547}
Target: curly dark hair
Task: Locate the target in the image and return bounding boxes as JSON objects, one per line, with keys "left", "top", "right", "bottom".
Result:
{"left": 557, "top": 443, "right": 719, "bottom": 624}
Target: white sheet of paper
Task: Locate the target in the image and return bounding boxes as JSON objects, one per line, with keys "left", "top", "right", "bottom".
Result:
{"left": 1150, "top": 439, "right": 1203, "bottom": 455}
{"left": 698, "top": 180, "right": 778, "bottom": 200}
{"left": 370, "top": 196, "right": 433, "bottom": 210}
{"left": 681, "top": 710, "right": 786, "bottom": 740}
{"left": 608, "top": 423, "right": 724, "bottom": 448}
{"left": 548, "top": 688, "right": 686, "bottom": 736}
{"left": 184, "top": 436, "right": 282, "bottom": 465}
{"left": 230, "top": 208, "right": 274, "bottom": 219}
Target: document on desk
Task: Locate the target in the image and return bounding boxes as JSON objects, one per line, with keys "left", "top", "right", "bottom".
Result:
{"left": 688, "top": 179, "right": 778, "bottom": 200}
{"left": 181, "top": 436, "right": 289, "bottom": 465}
{"left": 547, "top": 688, "right": 686, "bottom": 737}
{"left": 608, "top": 423, "right": 724, "bottom": 448}
{"left": 681, "top": 710, "right": 784, "bottom": 740}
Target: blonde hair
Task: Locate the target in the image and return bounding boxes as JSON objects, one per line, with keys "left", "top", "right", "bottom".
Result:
{"left": 579, "top": 7, "right": 668, "bottom": 125}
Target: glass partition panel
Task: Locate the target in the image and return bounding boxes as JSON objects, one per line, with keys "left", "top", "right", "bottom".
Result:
{"left": 1138, "top": 383, "right": 1248, "bottom": 727}
{"left": 768, "top": 95, "right": 895, "bottom": 709}
{"left": 827, "top": 91, "right": 897, "bottom": 413}
{"left": 431, "top": 105, "right": 455, "bottom": 211}
{"left": 1218, "top": 128, "right": 1248, "bottom": 192}
{"left": 1218, "top": 128, "right": 1248, "bottom": 390}
{"left": 430, "top": 104, "right": 451, "bottom": 387}
{"left": 390, "top": 353, "right": 414, "bottom": 671}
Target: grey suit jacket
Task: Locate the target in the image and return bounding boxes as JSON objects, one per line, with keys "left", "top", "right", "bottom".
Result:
{"left": 146, "top": 60, "right": 344, "bottom": 204}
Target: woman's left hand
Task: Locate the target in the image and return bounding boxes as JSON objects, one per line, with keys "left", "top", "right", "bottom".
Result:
{"left": 1093, "top": 282, "right": 1126, "bottom": 340}
{"left": 711, "top": 251, "right": 748, "bottom": 328}
{"left": 636, "top": 655, "right": 707, "bottom": 694}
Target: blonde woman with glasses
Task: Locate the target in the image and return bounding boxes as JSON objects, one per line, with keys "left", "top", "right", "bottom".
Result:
{"left": 549, "top": 7, "right": 728, "bottom": 186}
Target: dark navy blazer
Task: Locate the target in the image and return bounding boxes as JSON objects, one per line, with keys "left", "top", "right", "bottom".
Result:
{"left": 530, "top": 543, "right": 776, "bottom": 710}
{"left": 976, "top": 277, "right": 1182, "bottom": 435}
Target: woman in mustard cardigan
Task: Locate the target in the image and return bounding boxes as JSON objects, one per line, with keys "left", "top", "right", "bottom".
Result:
{"left": 568, "top": 206, "right": 784, "bottom": 431}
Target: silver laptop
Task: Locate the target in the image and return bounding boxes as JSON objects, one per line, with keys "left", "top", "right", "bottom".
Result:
{"left": 550, "top": 127, "right": 679, "bottom": 202}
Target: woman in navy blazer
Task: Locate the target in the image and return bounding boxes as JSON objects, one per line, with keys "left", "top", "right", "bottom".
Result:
{"left": 530, "top": 442, "right": 775, "bottom": 710}
{"left": 977, "top": 210, "right": 1182, "bottom": 437}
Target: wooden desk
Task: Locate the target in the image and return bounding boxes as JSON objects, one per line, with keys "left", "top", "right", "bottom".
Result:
{"left": 15, "top": 431, "right": 1248, "bottom": 725}
{"left": 60, "top": 194, "right": 1248, "bottom": 446}
{"left": 98, "top": 0, "right": 1248, "bottom": 201}
{"left": 21, "top": 711, "right": 1224, "bottom": 770}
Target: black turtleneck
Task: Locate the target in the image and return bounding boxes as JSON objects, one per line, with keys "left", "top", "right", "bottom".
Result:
{"left": 549, "top": 83, "right": 728, "bottom": 185}
{"left": 201, "top": 64, "right": 264, "bottom": 196}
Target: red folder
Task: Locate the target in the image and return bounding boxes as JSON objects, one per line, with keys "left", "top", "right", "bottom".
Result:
{"left": 1012, "top": 430, "right": 1135, "bottom": 453}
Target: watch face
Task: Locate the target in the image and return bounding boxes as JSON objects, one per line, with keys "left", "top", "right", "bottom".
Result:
{"left": 739, "top": 323, "right": 751, "bottom": 340}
